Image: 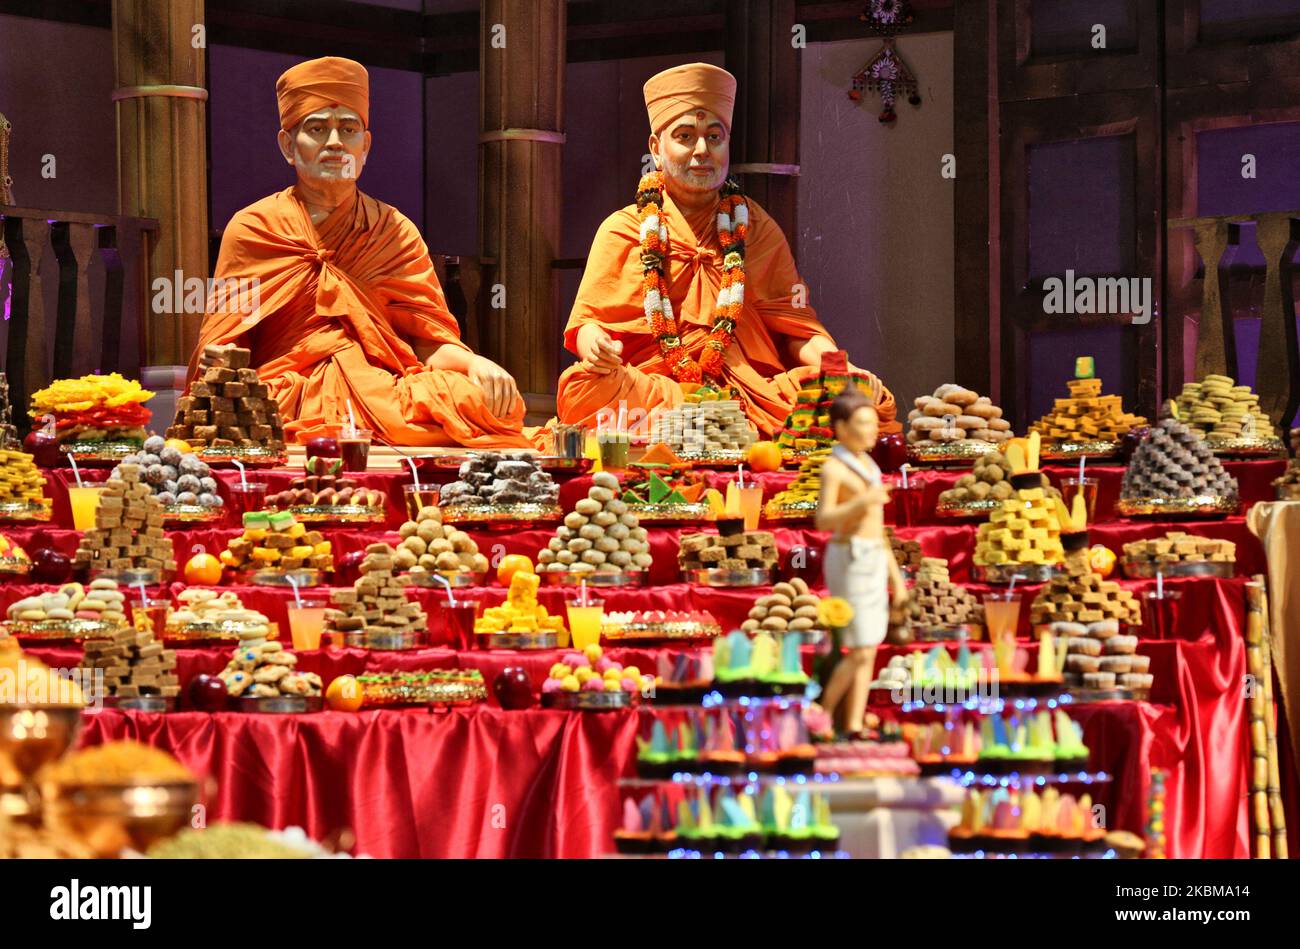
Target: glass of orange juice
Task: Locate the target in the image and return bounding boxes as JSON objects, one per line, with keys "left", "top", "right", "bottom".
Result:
{"left": 737, "top": 484, "right": 764, "bottom": 531}
{"left": 566, "top": 597, "right": 605, "bottom": 651}
{"left": 68, "top": 483, "right": 107, "bottom": 531}
{"left": 982, "top": 592, "right": 1023, "bottom": 643}
{"left": 287, "top": 598, "right": 329, "bottom": 650}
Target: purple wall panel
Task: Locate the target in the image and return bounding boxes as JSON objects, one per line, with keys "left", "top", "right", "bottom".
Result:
{"left": 422, "top": 71, "right": 478, "bottom": 257}
{"left": 1027, "top": 325, "right": 1133, "bottom": 424}
{"left": 1030, "top": 0, "right": 1138, "bottom": 56}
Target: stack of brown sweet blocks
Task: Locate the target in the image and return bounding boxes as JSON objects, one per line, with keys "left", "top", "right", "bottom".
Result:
{"left": 81, "top": 626, "right": 179, "bottom": 701}
{"left": 72, "top": 463, "right": 176, "bottom": 574}
{"left": 167, "top": 344, "right": 286, "bottom": 451}
{"left": 324, "top": 543, "right": 428, "bottom": 644}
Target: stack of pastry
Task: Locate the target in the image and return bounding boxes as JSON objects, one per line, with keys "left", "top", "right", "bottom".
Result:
{"left": 0, "top": 445, "right": 50, "bottom": 514}
{"left": 29, "top": 373, "right": 154, "bottom": 445}
{"left": 219, "top": 641, "right": 322, "bottom": 699}
{"left": 906, "top": 384, "right": 1013, "bottom": 448}
{"left": 973, "top": 435, "right": 1065, "bottom": 570}
{"left": 439, "top": 452, "right": 560, "bottom": 508}
{"left": 1120, "top": 407, "right": 1238, "bottom": 502}
{"left": 888, "top": 526, "right": 923, "bottom": 573}
{"left": 907, "top": 558, "right": 984, "bottom": 628}
{"left": 650, "top": 397, "right": 758, "bottom": 457}
{"left": 1028, "top": 359, "right": 1146, "bottom": 448}
{"left": 394, "top": 504, "right": 489, "bottom": 576}
{"left": 71, "top": 464, "right": 177, "bottom": 576}
{"left": 538, "top": 471, "right": 651, "bottom": 575}
{"left": 1121, "top": 532, "right": 1235, "bottom": 567}
{"left": 1175, "top": 374, "right": 1277, "bottom": 442}
{"left": 219, "top": 510, "right": 333, "bottom": 573}
{"left": 678, "top": 530, "right": 778, "bottom": 574}
{"left": 168, "top": 589, "right": 272, "bottom": 639}
{"left": 167, "top": 344, "right": 287, "bottom": 451}
{"left": 474, "top": 570, "right": 567, "bottom": 637}
{"left": 80, "top": 625, "right": 178, "bottom": 701}
{"left": 322, "top": 543, "right": 428, "bottom": 645}
{"left": 740, "top": 578, "right": 822, "bottom": 634}
{"left": 6, "top": 579, "right": 127, "bottom": 628}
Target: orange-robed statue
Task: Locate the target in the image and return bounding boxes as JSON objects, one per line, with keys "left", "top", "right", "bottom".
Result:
{"left": 191, "top": 56, "right": 534, "bottom": 448}
{"left": 555, "top": 62, "right": 897, "bottom": 437}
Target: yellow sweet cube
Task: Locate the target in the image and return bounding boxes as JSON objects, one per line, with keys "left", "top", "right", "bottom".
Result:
{"left": 1020, "top": 488, "right": 1045, "bottom": 502}
{"left": 1005, "top": 517, "right": 1029, "bottom": 532}
{"left": 1023, "top": 528, "right": 1048, "bottom": 544}
{"left": 1023, "top": 506, "right": 1047, "bottom": 521}
{"left": 1019, "top": 548, "right": 1045, "bottom": 563}
{"left": 980, "top": 549, "right": 1009, "bottom": 565}
{"left": 288, "top": 522, "right": 307, "bottom": 538}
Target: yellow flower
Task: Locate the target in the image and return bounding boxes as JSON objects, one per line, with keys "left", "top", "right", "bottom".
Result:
{"left": 817, "top": 596, "right": 855, "bottom": 629}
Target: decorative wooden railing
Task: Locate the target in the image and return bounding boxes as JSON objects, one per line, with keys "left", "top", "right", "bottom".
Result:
{"left": 0, "top": 206, "right": 159, "bottom": 436}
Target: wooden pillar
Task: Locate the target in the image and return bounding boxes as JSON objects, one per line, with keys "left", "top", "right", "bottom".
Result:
{"left": 1253, "top": 213, "right": 1300, "bottom": 429}
{"left": 479, "top": 0, "right": 565, "bottom": 423}
{"left": 725, "top": 0, "right": 800, "bottom": 242}
{"left": 1190, "top": 220, "right": 1240, "bottom": 382}
{"left": 112, "top": 0, "right": 208, "bottom": 425}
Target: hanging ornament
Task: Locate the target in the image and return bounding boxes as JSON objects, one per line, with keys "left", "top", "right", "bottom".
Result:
{"left": 848, "top": 1, "right": 921, "bottom": 125}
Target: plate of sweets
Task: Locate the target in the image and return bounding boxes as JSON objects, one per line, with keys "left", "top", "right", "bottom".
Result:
{"left": 164, "top": 589, "right": 274, "bottom": 645}
{"left": 602, "top": 609, "right": 722, "bottom": 642}
{"left": 617, "top": 445, "right": 713, "bottom": 524}
{"left": 1175, "top": 375, "right": 1286, "bottom": 457}
{"left": 474, "top": 570, "right": 567, "bottom": 649}
{"left": 166, "top": 344, "right": 288, "bottom": 467}
{"left": 540, "top": 643, "right": 655, "bottom": 710}
{"left": 356, "top": 670, "right": 487, "bottom": 707}
{"left": 538, "top": 472, "right": 652, "bottom": 585}
{"left": 264, "top": 454, "right": 386, "bottom": 525}
{"left": 905, "top": 384, "right": 1013, "bottom": 466}
{"left": 1116, "top": 403, "right": 1240, "bottom": 518}
{"left": 219, "top": 640, "right": 323, "bottom": 713}
{"left": 935, "top": 451, "right": 1060, "bottom": 519}
{"left": 0, "top": 445, "right": 53, "bottom": 522}
{"left": 648, "top": 387, "right": 757, "bottom": 465}
{"left": 222, "top": 510, "right": 333, "bottom": 585}
{"left": 773, "top": 349, "right": 884, "bottom": 464}
{"left": 79, "top": 622, "right": 180, "bottom": 712}
{"left": 679, "top": 526, "right": 778, "bottom": 587}
{"left": 1119, "top": 532, "right": 1235, "bottom": 579}
{"left": 28, "top": 373, "right": 155, "bottom": 465}
{"left": 323, "top": 543, "right": 429, "bottom": 651}
{"left": 4, "top": 580, "right": 128, "bottom": 643}
{"left": 394, "top": 503, "right": 490, "bottom": 586}
{"left": 1030, "top": 358, "right": 1146, "bottom": 461}
{"left": 438, "top": 452, "right": 562, "bottom": 526}
{"left": 109, "top": 436, "right": 226, "bottom": 525}
{"left": 764, "top": 449, "right": 829, "bottom": 521}
{"left": 904, "top": 558, "right": 985, "bottom": 641}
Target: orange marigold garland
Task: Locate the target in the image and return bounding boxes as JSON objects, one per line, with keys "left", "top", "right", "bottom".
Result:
{"left": 636, "top": 171, "right": 748, "bottom": 385}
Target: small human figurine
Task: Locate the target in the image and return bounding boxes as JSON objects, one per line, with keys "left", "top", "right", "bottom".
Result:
{"left": 814, "top": 388, "right": 909, "bottom": 736}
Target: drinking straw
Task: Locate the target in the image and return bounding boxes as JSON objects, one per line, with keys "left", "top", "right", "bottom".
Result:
{"left": 580, "top": 578, "right": 589, "bottom": 607}
{"left": 346, "top": 399, "right": 358, "bottom": 436}
{"left": 286, "top": 571, "right": 304, "bottom": 608}
{"left": 737, "top": 464, "right": 745, "bottom": 489}
{"left": 135, "top": 580, "right": 149, "bottom": 609}
{"left": 1008, "top": 573, "right": 1025, "bottom": 597}
{"left": 1078, "top": 455, "right": 1086, "bottom": 483}
{"left": 232, "top": 458, "right": 248, "bottom": 488}
{"left": 68, "top": 452, "right": 83, "bottom": 488}
{"left": 901, "top": 464, "right": 910, "bottom": 490}
{"left": 404, "top": 456, "right": 422, "bottom": 490}
{"left": 432, "top": 571, "right": 457, "bottom": 607}
{"left": 1156, "top": 569, "right": 1163, "bottom": 600}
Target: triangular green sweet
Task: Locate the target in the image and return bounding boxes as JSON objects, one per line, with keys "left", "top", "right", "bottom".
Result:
{"left": 662, "top": 489, "right": 688, "bottom": 504}
{"left": 648, "top": 473, "right": 672, "bottom": 504}
{"left": 622, "top": 489, "right": 646, "bottom": 503}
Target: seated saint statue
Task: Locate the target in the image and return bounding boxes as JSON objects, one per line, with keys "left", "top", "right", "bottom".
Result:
{"left": 190, "top": 56, "right": 534, "bottom": 448}
{"left": 556, "top": 62, "right": 898, "bottom": 437}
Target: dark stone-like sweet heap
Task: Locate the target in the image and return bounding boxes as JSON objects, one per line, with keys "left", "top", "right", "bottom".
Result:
{"left": 438, "top": 453, "right": 559, "bottom": 507}
{"left": 1120, "top": 413, "right": 1238, "bottom": 501}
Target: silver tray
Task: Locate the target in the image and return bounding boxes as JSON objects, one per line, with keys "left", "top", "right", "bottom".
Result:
{"left": 1115, "top": 495, "right": 1239, "bottom": 518}
{"left": 161, "top": 503, "right": 225, "bottom": 525}
{"left": 0, "top": 499, "right": 53, "bottom": 522}
{"left": 235, "top": 567, "right": 323, "bottom": 587}
{"left": 1066, "top": 687, "right": 1150, "bottom": 704}
{"left": 1118, "top": 558, "right": 1234, "bottom": 580}
{"left": 103, "top": 695, "right": 177, "bottom": 713}
{"left": 908, "top": 622, "right": 984, "bottom": 642}
{"left": 1039, "top": 440, "right": 1123, "bottom": 461}
{"left": 60, "top": 440, "right": 145, "bottom": 465}
{"left": 478, "top": 630, "right": 559, "bottom": 650}
{"left": 232, "top": 694, "right": 323, "bottom": 714}
{"left": 624, "top": 502, "right": 714, "bottom": 525}
{"left": 602, "top": 618, "right": 723, "bottom": 641}
{"left": 685, "top": 567, "right": 773, "bottom": 587}
{"left": 540, "top": 569, "right": 647, "bottom": 588}
{"left": 90, "top": 567, "right": 168, "bottom": 586}
{"left": 541, "top": 689, "right": 635, "bottom": 710}
{"left": 934, "top": 498, "right": 1002, "bottom": 519}
{"left": 671, "top": 449, "right": 750, "bottom": 465}
{"left": 441, "top": 503, "right": 563, "bottom": 526}
{"left": 194, "top": 447, "right": 288, "bottom": 468}
{"left": 763, "top": 500, "right": 817, "bottom": 522}
{"left": 401, "top": 569, "right": 488, "bottom": 588}
{"left": 907, "top": 440, "right": 1002, "bottom": 467}
{"left": 278, "top": 504, "right": 386, "bottom": 525}
{"left": 3, "top": 617, "right": 125, "bottom": 643}
{"left": 971, "top": 563, "right": 1062, "bottom": 584}
{"left": 343, "top": 629, "right": 422, "bottom": 651}
{"left": 1205, "top": 435, "right": 1286, "bottom": 458}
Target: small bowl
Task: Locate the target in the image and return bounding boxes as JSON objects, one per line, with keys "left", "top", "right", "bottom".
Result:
{"left": 42, "top": 778, "right": 199, "bottom": 858}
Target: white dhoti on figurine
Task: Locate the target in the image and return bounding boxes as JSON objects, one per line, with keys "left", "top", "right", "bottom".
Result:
{"left": 824, "top": 537, "right": 890, "bottom": 648}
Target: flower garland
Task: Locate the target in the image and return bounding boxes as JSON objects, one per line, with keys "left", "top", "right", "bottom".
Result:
{"left": 636, "top": 171, "right": 748, "bottom": 384}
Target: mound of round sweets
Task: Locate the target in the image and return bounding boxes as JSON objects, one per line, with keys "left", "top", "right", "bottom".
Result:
{"left": 114, "top": 434, "right": 223, "bottom": 509}
{"left": 537, "top": 471, "right": 651, "bottom": 574}
{"left": 907, "top": 384, "right": 1013, "bottom": 446}
{"left": 741, "top": 578, "right": 821, "bottom": 633}
{"left": 542, "top": 643, "right": 656, "bottom": 696}
{"left": 7, "top": 579, "right": 126, "bottom": 626}
{"left": 395, "top": 504, "right": 489, "bottom": 575}
{"left": 1176, "top": 374, "right": 1277, "bottom": 441}
{"left": 219, "top": 640, "right": 322, "bottom": 699}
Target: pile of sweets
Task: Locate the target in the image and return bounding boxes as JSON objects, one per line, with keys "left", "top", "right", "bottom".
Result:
{"left": 740, "top": 578, "right": 822, "bottom": 633}
{"left": 776, "top": 349, "right": 880, "bottom": 453}
{"left": 6, "top": 579, "right": 126, "bottom": 626}
{"left": 474, "top": 570, "right": 566, "bottom": 636}
{"left": 71, "top": 464, "right": 177, "bottom": 574}
{"left": 906, "top": 384, "right": 1013, "bottom": 447}
{"left": 1030, "top": 495, "right": 1140, "bottom": 628}
{"left": 1274, "top": 428, "right": 1300, "bottom": 489}
{"left": 265, "top": 455, "right": 384, "bottom": 509}
{"left": 1175, "top": 374, "right": 1278, "bottom": 441}
{"left": 950, "top": 786, "right": 1103, "bottom": 847}
{"left": 1054, "top": 619, "right": 1151, "bottom": 692}
{"left": 938, "top": 450, "right": 1055, "bottom": 506}
{"left": 80, "top": 624, "right": 178, "bottom": 701}
{"left": 1120, "top": 405, "right": 1239, "bottom": 501}
{"left": 219, "top": 510, "right": 333, "bottom": 572}
{"left": 618, "top": 456, "right": 707, "bottom": 506}
{"left": 322, "top": 543, "right": 428, "bottom": 641}
{"left": 169, "top": 589, "right": 272, "bottom": 637}
{"left": 219, "top": 641, "right": 322, "bottom": 698}
{"left": 678, "top": 529, "right": 778, "bottom": 573}
{"left": 438, "top": 452, "right": 559, "bottom": 507}
{"left": 907, "top": 719, "right": 978, "bottom": 768}
{"left": 888, "top": 526, "right": 923, "bottom": 572}
{"left": 765, "top": 447, "right": 829, "bottom": 512}
{"left": 0, "top": 445, "right": 50, "bottom": 512}
{"left": 0, "top": 370, "right": 20, "bottom": 447}
{"left": 40, "top": 741, "right": 193, "bottom": 784}
{"left": 0, "top": 533, "right": 29, "bottom": 569}
{"left": 114, "top": 434, "right": 223, "bottom": 509}
{"left": 907, "top": 557, "right": 983, "bottom": 627}
{"left": 541, "top": 643, "right": 655, "bottom": 695}
{"left": 977, "top": 709, "right": 1090, "bottom": 767}
{"left": 973, "top": 435, "right": 1065, "bottom": 568}
{"left": 711, "top": 628, "right": 807, "bottom": 687}
{"left": 394, "top": 503, "right": 489, "bottom": 575}
{"left": 1028, "top": 357, "right": 1146, "bottom": 446}
{"left": 0, "top": 646, "right": 84, "bottom": 706}
{"left": 1121, "top": 532, "right": 1235, "bottom": 566}
{"left": 538, "top": 471, "right": 651, "bottom": 574}
{"left": 650, "top": 388, "right": 758, "bottom": 456}
{"left": 167, "top": 344, "right": 286, "bottom": 450}
{"left": 28, "top": 372, "right": 154, "bottom": 444}
{"left": 148, "top": 823, "right": 351, "bottom": 860}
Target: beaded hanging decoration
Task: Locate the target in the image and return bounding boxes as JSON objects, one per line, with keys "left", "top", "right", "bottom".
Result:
{"left": 636, "top": 171, "right": 748, "bottom": 385}
{"left": 848, "top": 1, "right": 921, "bottom": 124}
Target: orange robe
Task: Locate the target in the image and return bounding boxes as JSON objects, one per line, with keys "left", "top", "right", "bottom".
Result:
{"left": 556, "top": 190, "right": 898, "bottom": 437}
{"left": 191, "top": 186, "right": 533, "bottom": 448}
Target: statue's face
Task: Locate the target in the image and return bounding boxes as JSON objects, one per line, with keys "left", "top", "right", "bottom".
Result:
{"left": 278, "top": 106, "right": 370, "bottom": 185}
{"left": 835, "top": 405, "right": 880, "bottom": 453}
{"left": 650, "top": 108, "right": 729, "bottom": 196}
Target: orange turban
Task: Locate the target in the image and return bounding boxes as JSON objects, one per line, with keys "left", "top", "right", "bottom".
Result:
{"left": 276, "top": 56, "right": 370, "bottom": 132}
{"left": 643, "top": 63, "right": 736, "bottom": 134}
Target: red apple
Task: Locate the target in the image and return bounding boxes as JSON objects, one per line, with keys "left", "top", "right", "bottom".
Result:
{"left": 334, "top": 549, "right": 367, "bottom": 586}
{"left": 493, "top": 667, "right": 535, "bottom": 710}
{"left": 24, "top": 430, "right": 64, "bottom": 468}
{"left": 305, "top": 436, "right": 340, "bottom": 459}
{"left": 29, "top": 548, "right": 72, "bottom": 584}
{"left": 187, "top": 674, "right": 228, "bottom": 712}
{"left": 782, "top": 543, "right": 824, "bottom": 586}
{"left": 871, "top": 432, "right": 908, "bottom": 473}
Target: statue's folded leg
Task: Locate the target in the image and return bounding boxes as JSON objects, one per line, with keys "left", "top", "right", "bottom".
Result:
{"left": 556, "top": 361, "right": 685, "bottom": 430}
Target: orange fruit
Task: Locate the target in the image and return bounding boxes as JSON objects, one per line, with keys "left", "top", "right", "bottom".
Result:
{"left": 184, "top": 552, "right": 224, "bottom": 585}
{"left": 497, "top": 553, "right": 534, "bottom": 587}
{"left": 326, "top": 675, "right": 364, "bottom": 712}
{"left": 1088, "top": 544, "right": 1117, "bottom": 578}
{"left": 164, "top": 438, "right": 193, "bottom": 454}
{"left": 747, "top": 441, "right": 783, "bottom": 473}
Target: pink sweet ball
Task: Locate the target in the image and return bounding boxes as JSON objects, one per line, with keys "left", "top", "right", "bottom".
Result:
{"left": 620, "top": 677, "right": 639, "bottom": 693}
{"left": 581, "top": 677, "right": 605, "bottom": 692}
{"left": 594, "top": 657, "right": 618, "bottom": 674}
{"left": 562, "top": 653, "right": 589, "bottom": 669}
{"left": 541, "top": 679, "right": 563, "bottom": 693}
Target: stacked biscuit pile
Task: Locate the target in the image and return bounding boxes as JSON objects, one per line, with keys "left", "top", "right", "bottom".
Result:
{"left": 167, "top": 344, "right": 286, "bottom": 451}
{"left": 888, "top": 527, "right": 923, "bottom": 572}
{"left": 6, "top": 579, "right": 126, "bottom": 626}
{"left": 1120, "top": 414, "right": 1238, "bottom": 501}
{"left": 115, "top": 435, "right": 222, "bottom": 509}
{"left": 169, "top": 589, "right": 272, "bottom": 638}
{"left": 973, "top": 477, "right": 1065, "bottom": 567}
{"left": 71, "top": 464, "right": 176, "bottom": 575}
{"left": 766, "top": 448, "right": 830, "bottom": 511}
{"left": 81, "top": 625, "right": 178, "bottom": 701}
{"left": 323, "top": 543, "right": 428, "bottom": 642}
{"left": 439, "top": 452, "right": 559, "bottom": 507}
{"left": 906, "top": 384, "right": 1013, "bottom": 447}
{"left": 395, "top": 504, "right": 489, "bottom": 575}
{"left": 740, "top": 578, "right": 821, "bottom": 633}
{"left": 1121, "top": 532, "right": 1235, "bottom": 566}
{"left": 907, "top": 558, "right": 983, "bottom": 627}
{"left": 0, "top": 445, "right": 49, "bottom": 511}
{"left": 1030, "top": 551, "right": 1141, "bottom": 627}
{"left": 678, "top": 530, "right": 778, "bottom": 573}
{"left": 1029, "top": 375, "right": 1146, "bottom": 445}
{"left": 537, "top": 471, "right": 651, "bottom": 574}
{"left": 1055, "top": 620, "right": 1151, "bottom": 692}
{"left": 220, "top": 510, "right": 333, "bottom": 572}
{"left": 650, "top": 400, "right": 757, "bottom": 456}
{"left": 220, "top": 641, "right": 322, "bottom": 699}
{"left": 1175, "top": 375, "right": 1277, "bottom": 442}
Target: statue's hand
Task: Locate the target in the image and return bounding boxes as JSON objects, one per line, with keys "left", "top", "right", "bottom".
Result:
{"left": 577, "top": 324, "right": 623, "bottom": 375}
{"left": 467, "top": 354, "right": 520, "bottom": 419}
